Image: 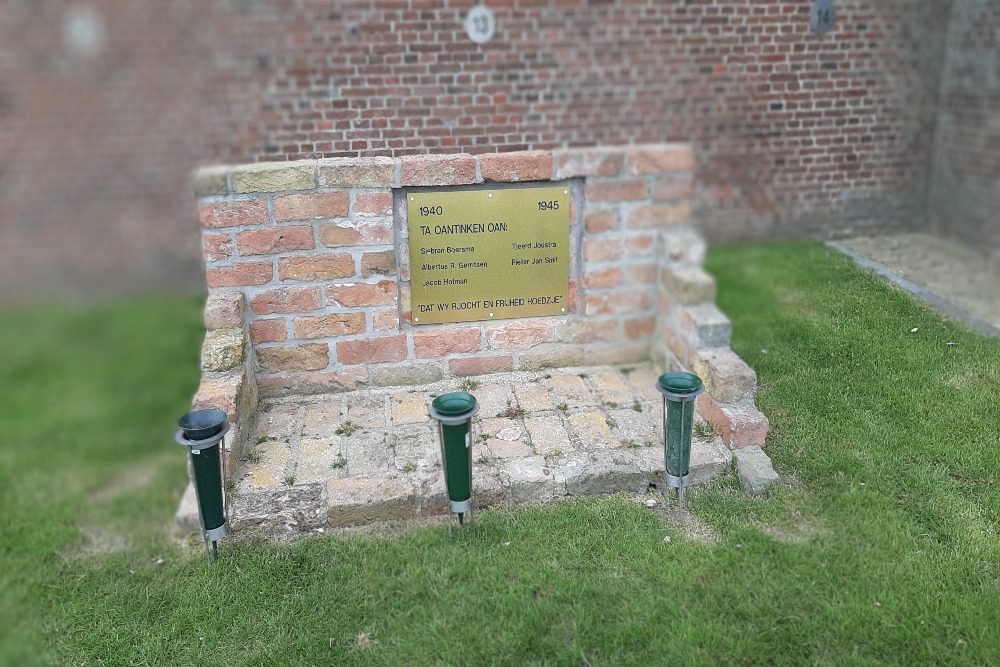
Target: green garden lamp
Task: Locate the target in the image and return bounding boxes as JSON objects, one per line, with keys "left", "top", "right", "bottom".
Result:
{"left": 656, "top": 372, "right": 705, "bottom": 508}
{"left": 175, "top": 408, "right": 230, "bottom": 562}
{"left": 429, "top": 392, "right": 479, "bottom": 537}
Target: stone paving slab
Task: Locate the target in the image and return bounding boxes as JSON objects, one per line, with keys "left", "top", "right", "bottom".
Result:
{"left": 231, "top": 364, "right": 732, "bottom": 539}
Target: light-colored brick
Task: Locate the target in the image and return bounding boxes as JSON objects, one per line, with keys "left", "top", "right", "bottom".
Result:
{"left": 249, "top": 286, "right": 322, "bottom": 315}
{"left": 372, "top": 308, "right": 399, "bottom": 331}
{"left": 278, "top": 254, "right": 355, "bottom": 281}
{"left": 487, "top": 320, "right": 555, "bottom": 351}
{"left": 293, "top": 313, "right": 366, "bottom": 339}
{"left": 203, "top": 292, "right": 245, "bottom": 330}
{"left": 235, "top": 226, "right": 315, "bottom": 255}
{"left": 198, "top": 199, "right": 269, "bottom": 229}
{"left": 353, "top": 191, "right": 393, "bottom": 217}
{"left": 660, "top": 226, "right": 706, "bottom": 265}
{"left": 585, "top": 178, "right": 648, "bottom": 202}
{"left": 552, "top": 149, "right": 624, "bottom": 179}
{"left": 319, "top": 157, "right": 395, "bottom": 188}
{"left": 399, "top": 155, "right": 477, "bottom": 186}
{"left": 274, "top": 192, "right": 348, "bottom": 221}
{"left": 624, "top": 315, "right": 656, "bottom": 339}
{"left": 653, "top": 175, "right": 694, "bottom": 201}
{"left": 360, "top": 250, "right": 396, "bottom": 277}
{"left": 583, "top": 266, "right": 623, "bottom": 289}
{"left": 250, "top": 318, "right": 287, "bottom": 344}
{"left": 449, "top": 355, "right": 514, "bottom": 377}
{"left": 413, "top": 328, "right": 481, "bottom": 358}
{"left": 192, "top": 374, "right": 244, "bottom": 420}
{"left": 371, "top": 363, "right": 444, "bottom": 387}
{"left": 336, "top": 334, "right": 407, "bottom": 365}
{"left": 562, "top": 319, "right": 619, "bottom": 343}
{"left": 582, "top": 236, "right": 623, "bottom": 262}
{"left": 584, "top": 209, "right": 620, "bottom": 234}
{"left": 659, "top": 265, "right": 717, "bottom": 305}
{"left": 327, "top": 280, "right": 396, "bottom": 307}
{"left": 206, "top": 262, "right": 272, "bottom": 288}
{"left": 627, "top": 144, "right": 695, "bottom": 175}
{"left": 692, "top": 347, "right": 758, "bottom": 403}
{"left": 584, "top": 288, "right": 652, "bottom": 316}
{"left": 479, "top": 150, "right": 552, "bottom": 182}
{"left": 257, "top": 344, "right": 329, "bottom": 372}
{"left": 256, "top": 368, "right": 368, "bottom": 397}
{"left": 319, "top": 220, "right": 393, "bottom": 247}
{"left": 231, "top": 161, "right": 316, "bottom": 194}
{"left": 192, "top": 166, "right": 229, "bottom": 197}
{"left": 627, "top": 202, "right": 692, "bottom": 228}
{"left": 517, "top": 344, "right": 583, "bottom": 371}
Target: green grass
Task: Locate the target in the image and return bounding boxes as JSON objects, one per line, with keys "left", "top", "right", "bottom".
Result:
{"left": 3, "top": 242, "right": 999, "bottom": 665}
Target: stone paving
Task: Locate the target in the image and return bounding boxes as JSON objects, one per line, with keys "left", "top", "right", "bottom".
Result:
{"left": 228, "top": 363, "right": 731, "bottom": 540}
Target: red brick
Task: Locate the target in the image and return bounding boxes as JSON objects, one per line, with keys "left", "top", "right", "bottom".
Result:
{"left": 198, "top": 199, "right": 269, "bottom": 229}
{"left": 585, "top": 179, "right": 648, "bottom": 202}
{"left": 486, "top": 321, "right": 555, "bottom": 351}
{"left": 584, "top": 209, "right": 620, "bottom": 234}
{"left": 274, "top": 192, "right": 349, "bottom": 221}
{"left": 372, "top": 308, "right": 399, "bottom": 331}
{"left": 192, "top": 375, "right": 243, "bottom": 421}
{"left": 206, "top": 262, "right": 272, "bottom": 288}
{"left": 479, "top": 150, "right": 552, "bottom": 182}
{"left": 627, "top": 202, "right": 692, "bottom": 228}
{"left": 235, "top": 226, "right": 314, "bottom": 255}
{"left": 584, "top": 288, "right": 652, "bottom": 315}
{"left": 399, "top": 155, "right": 477, "bottom": 186}
{"left": 249, "top": 286, "right": 322, "bottom": 315}
{"left": 293, "top": 313, "right": 366, "bottom": 339}
{"left": 627, "top": 144, "right": 695, "bottom": 175}
{"left": 652, "top": 175, "right": 694, "bottom": 201}
{"left": 565, "top": 320, "right": 619, "bottom": 343}
{"left": 360, "top": 250, "right": 396, "bottom": 277}
{"left": 624, "top": 316, "right": 656, "bottom": 339}
{"left": 353, "top": 192, "right": 393, "bottom": 217}
{"left": 336, "top": 334, "right": 408, "bottom": 365}
{"left": 449, "top": 355, "right": 514, "bottom": 377}
{"left": 553, "top": 149, "right": 624, "bottom": 179}
{"left": 257, "top": 344, "right": 329, "bottom": 372}
{"left": 413, "top": 328, "right": 481, "bottom": 358}
{"left": 250, "top": 318, "right": 287, "bottom": 343}
{"left": 583, "top": 266, "right": 623, "bottom": 289}
{"left": 278, "top": 254, "right": 355, "bottom": 281}
{"left": 697, "top": 394, "right": 770, "bottom": 449}
{"left": 202, "top": 233, "right": 233, "bottom": 262}
{"left": 320, "top": 220, "right": 393, "bottom": 247}
{"left": 203, "top": 292, "right": 245, "bottom": 330}
{"left": 566, "top": 278, "right": 579, "bottom": 314}
{"left": 582, "top": 236, "right": 623, "bottom": 262}
{"left": 624, "top": 233, "right": 656, "bottom": 257}
{"left": 328, "top": 280, "right": 397, "bottom": 307}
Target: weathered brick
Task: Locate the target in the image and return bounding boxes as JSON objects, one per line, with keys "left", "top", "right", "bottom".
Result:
{"left": 624, "top": 315, "right": 656, "bottom": 339}
{"left": 231, "top": 161, "right": 316, "bottom": 194}
{"left": 319, "top": 157, "right": 395, "bottom": 188}
{"left": 336, "top": 334, "right": 407, "bottom": 365}
{"left": 562, "top": 319, "right": 619, "bottom": 343}
{"left": 583, "top": 266, "right": 623, "bottom": 289}
{"left": 372, "top": 308, "right": 399, "bottom": 331}
{"left": 413, "top": 328, "right": 481, "bottom": 358}
{"left": 319, "top": 220, "right": 393, "bottom": 247}
{"left": 399, "top": 155, "right": 477, "bottom": 186}
{"left": 584, "top": 209, "right": 620, "bottom": 234}
{"left": 274, "top": 192, "right": 348, "bottom": 222}
{"left": 623, "top": 233, "right": 656, "bottom": 257}
{"left": 553, "top": 149, "right": 624, "bottom": 179}
{"left": 697, "top": 395, "right": 769, "bottom": 449}
{"left": 479, "top": 150, "right": 552, "bottom": 182}
{"left": 583, "top": 343, "right": 649, "bottom": 366}
{"left": 517, "top": 344, "right": 583, "bottom": 371}
{"left": 353, "top": 191, "right": 393, "bottom": 217}
{"left": 661, "top": 226, "right": 707, "bottom": 265}
{"left": 204, "top": 292, "right": 245, "bottom": 330}
{"left": 360, "top": 250, "right": 396, "bottom": 277}
{"left": 193, "top": 374, "right": 244, "bottom": 421}
{"left": 585, "top": 179, "right": 648, "bottom": 202}
{"left": 293, "top": 312, "right": 366, "bottom": 339}
{"left": 653, "top": 175, "right": 694, "bottom": 201}
{"left": 626, "top": 263, "right": 657, "bottom": 285}
{"left": 235, "top": 226, "right": 315, "bottom": 255}
{"left": 660, "top": 265, "right": 717, "bottom": 305}
{"left": 326, "top": 477, "right": 416, "bottom": 527}
{"left": 198, "top": 199, "right": 269, "bottom": 229}
{"left": 193, "top": 166, "right": 229, "bottom": 197}
{"left": 448, "top": 355, "right": 514, "bottom": 377}
{"left": 206, "top": 262, "right": 272, "bottom": 288}
{"left": 202, "top": 232, "right": 234, "bottom": 262}
{"left": 250, "top": 318, "right": 287, "bottom": 344}
{"left": 201, "top": 328, "right": 245, "bottom": 372}
{"left": 249, "top": 286, "right": 322, "bottom": 315}
{"left": 327, "top": 280, "right": 396, "bottom": 307}
{"left": 692, "top": 347, "right": 758, "bottom": 403}
{"left": 278, "top": 254, "right": 355, "bottom": 281}
{"left": 256, "top": 368, "right": 368, "bottom": 397}
{"left": 627, "top": 202, "right": 692, "bottom": 228}
{"left": 627, "top": 144, "right": 695, "bottom": 175}
{"left": 678, "top": 303, "right": 732, "bottom": 348}
{"left": 584, "top": 288, "right": 652, "bottom": 315}
{"left": 582, "top": 236, "right": 623, "bottom": 262}
{"left": 487, "top": 321, "right": 555, "bottom": 350}
{"left": 257, "top": 344, "right": 329, "bottom": 372}
{"left": 371, "top": 362, "right": 444, "bottom": 387}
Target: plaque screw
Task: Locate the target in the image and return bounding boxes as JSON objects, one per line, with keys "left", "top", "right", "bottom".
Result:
{"left": 414, "top": 317, "right": 419, "bottom": 322}
{"left": 561, "top": 308, "right": 566, "bottom": 312}
{"left": 410, "top": 197, "right": 415, "bottom": 201}
{"left": 489, "top": 313, "right": 494, "bottom": 317}
{"left": 488, "top": 193, "right": 493, "bottom": 198}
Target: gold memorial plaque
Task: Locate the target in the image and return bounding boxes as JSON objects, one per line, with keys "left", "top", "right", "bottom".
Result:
{"left": 407, "top": 186, "right": 570, "bottom": 324}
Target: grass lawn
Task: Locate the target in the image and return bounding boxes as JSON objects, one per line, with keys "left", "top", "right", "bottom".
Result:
{"left": 1, "top": 243, "right": 998, "bottom": 665}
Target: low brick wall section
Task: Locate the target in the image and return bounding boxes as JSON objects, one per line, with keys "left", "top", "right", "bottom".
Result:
{"left": 194, "top": 145, "right": 746, "bottom": 403}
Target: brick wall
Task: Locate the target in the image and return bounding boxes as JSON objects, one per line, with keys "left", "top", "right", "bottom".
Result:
{"left": 928, "top": 0, "right": 1000, "bottom": 257}
{"left": 1, "top": 0, "right": 974, "bottom": 301}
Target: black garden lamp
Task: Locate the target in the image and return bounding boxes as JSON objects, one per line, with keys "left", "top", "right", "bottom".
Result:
{"left": 175, "top": 408, "right": 230, "bottom": 562}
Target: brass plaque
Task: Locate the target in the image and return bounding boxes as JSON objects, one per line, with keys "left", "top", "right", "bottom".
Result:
{"left": 408, "top": 186, "right": 570, "bottom": 325}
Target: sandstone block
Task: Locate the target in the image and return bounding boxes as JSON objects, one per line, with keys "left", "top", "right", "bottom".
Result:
{"left": 293, "top": 312, "right": 366, "bottom": 339}
{"left": 257, "top": 344, "right": 329, "bottom": 372}
{"left": 733, "top": 445, "right": 780, "bottom": 496}
{"left": 273, "top": 192, "right": 348, "bottom": 221}
{"left": 231, "top": 161, "right": 316, "bottom": 194}
{"left": 504, "top": 456, "right": 565, "bottom": 504}
{"left": 326, "top": 477, "right": 417, "bottom": 527}
{"left": 256, "top": 368, "right": 368, "bottom": 397}
{"left": 479, "top": 150, "right": 552, "bottom": 182}
{"left": 204, "top": 292, "right": 245, "bottom": 329}
{"left": 692, "top": 347, "right": 757, "bottom": 403}
{"left": 517, "top": 344, "right": 583, "bottom": 371}
{"left": 683, "top": 303, "right": 732, "bottom": 348}
{"left": 319, "top": 157, "right": 395, "bottom": 188}
{"left": 660, "top": 226, "right": 706, "bottom": 266}
{"left": 235, "top": 226, "right": 315, "bottom": 255}
{"left": 564, "top": 450, "right": 650, "bottom": 496}
{"left": 201, "top": 328, "right": 245, "bottom": 372}
{"left": 198, "top": 199, "right": 269, "bottom": 229}
{"left": 371, "top": 362, "right": 445, "bottom": 387}
{"left": 192, "top": 373, "right": 244, "bottom": 420}
{"left": 192, "top": 166, "right": 229, "bottom": 197}
{"left": 583, "top": 343, "right": 648, "bottom": 366}
{"left": 659, "top": 265, "right": 717, "bottom": 305}
{"left": 249, "top": 286, "right": 322, "bottom": 315}
{"left": 278, "top": 254, "right": 355, "bottom": 281}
